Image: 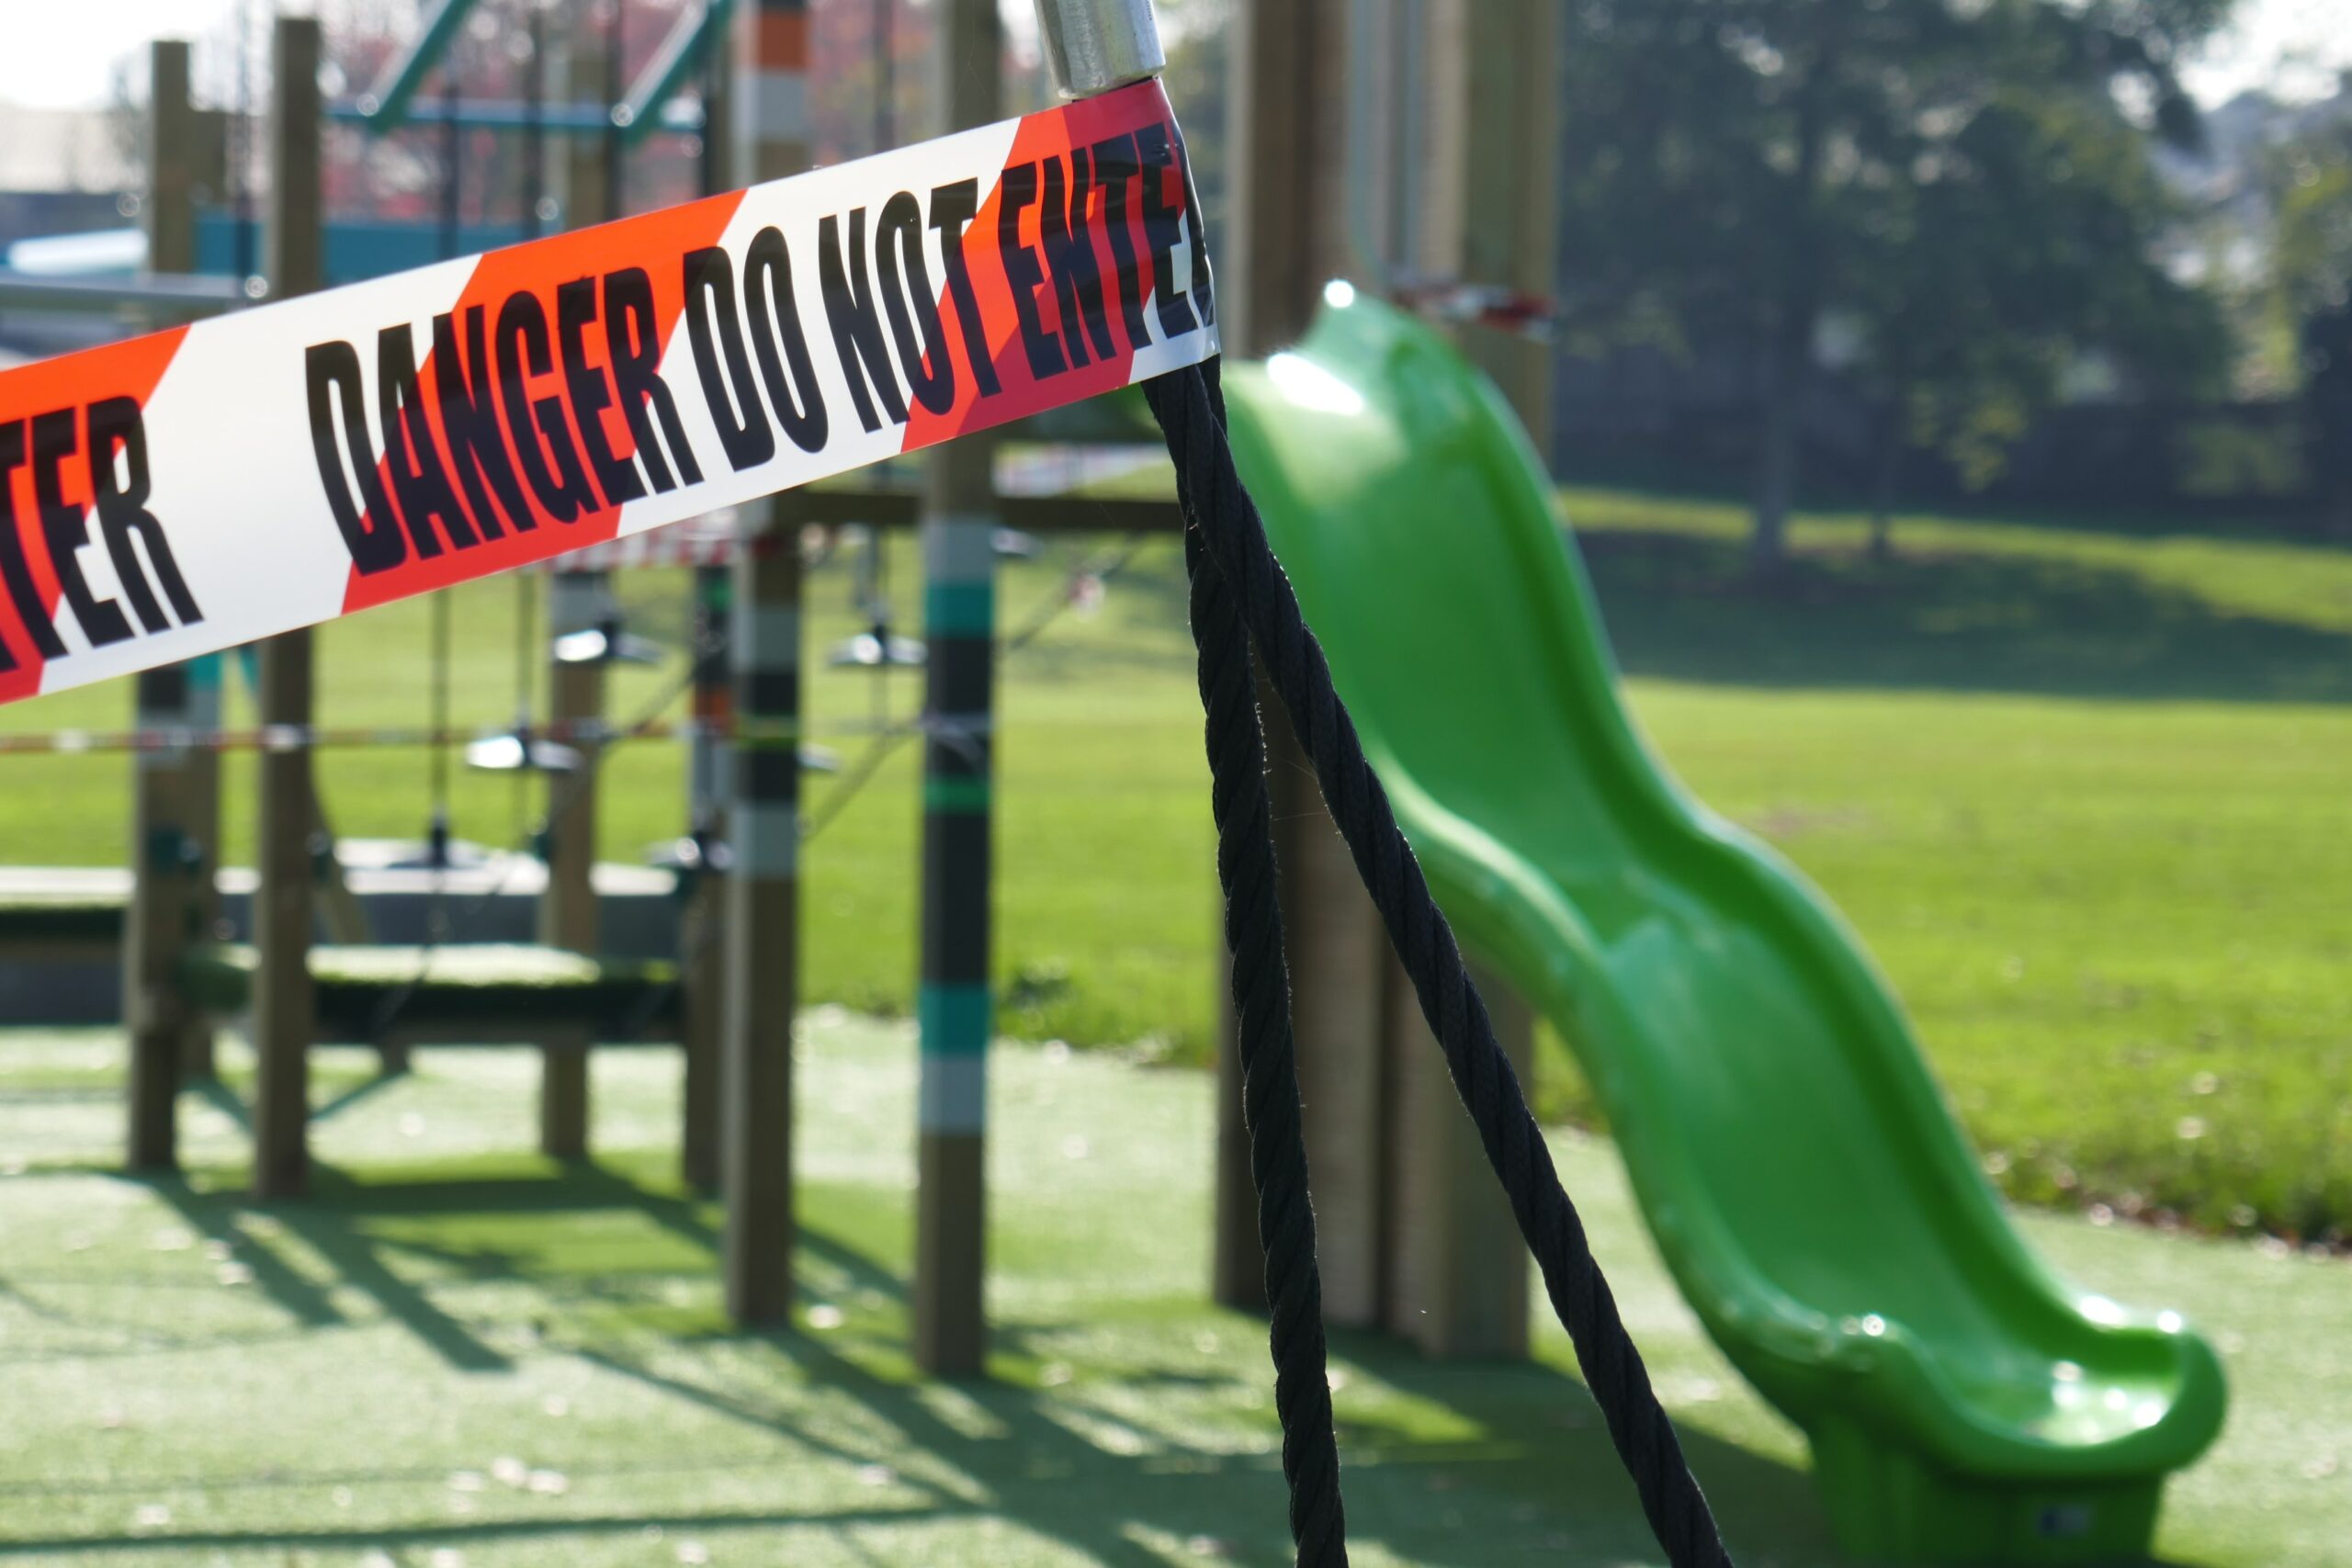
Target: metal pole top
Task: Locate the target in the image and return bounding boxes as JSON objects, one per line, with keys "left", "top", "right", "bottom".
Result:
{"left": 1031, "top": 0, "right": 1165, "bottom": 99}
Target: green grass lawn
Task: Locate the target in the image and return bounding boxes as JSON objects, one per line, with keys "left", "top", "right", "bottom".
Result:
{"left": 2, "top": 490, "right": 2348, "bottom": 1239}
{"left": 0, "top": 1024, "right": 2346, "bottom": 1566}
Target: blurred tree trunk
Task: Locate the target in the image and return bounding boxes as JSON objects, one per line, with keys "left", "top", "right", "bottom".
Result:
{"left": 1750, "top": 340, "right": 1804, "bottom": 573}
{"left": 1868, "top": 398, "right": 1905, "bottom": 561}
{"left": 1747, "top": 32, "right": 1838, "bottom": 579}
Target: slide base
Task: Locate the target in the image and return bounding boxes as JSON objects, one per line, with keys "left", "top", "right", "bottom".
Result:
{"left": 1813, "top": 1417, "right": 2165, "bottom": 1562}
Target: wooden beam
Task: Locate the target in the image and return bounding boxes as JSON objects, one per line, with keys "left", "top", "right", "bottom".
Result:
{"left": 797, "top": 491, "right": 1181, "bottom": 534}
{"left": 250, "top": 14, "right": 323, "bottom": 1203}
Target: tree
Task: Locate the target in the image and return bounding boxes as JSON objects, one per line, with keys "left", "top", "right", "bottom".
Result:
{"left": 2267, "top": 113, "right": 2352, "bottom": 529}
{"left": 1559, "top": 0, "right": 2238, "bottom": 571}
{"left": 1847, "top": 66, "right": 2228, "bottom": 554}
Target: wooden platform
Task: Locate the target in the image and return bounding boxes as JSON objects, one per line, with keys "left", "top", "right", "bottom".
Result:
{"left": 175, "top": 943, "right": 682, "bottom": 1045}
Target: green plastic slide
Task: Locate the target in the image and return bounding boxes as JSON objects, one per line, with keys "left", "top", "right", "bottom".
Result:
{"left": 1217, "top": 293, "right": 2226, "bottom": 1562}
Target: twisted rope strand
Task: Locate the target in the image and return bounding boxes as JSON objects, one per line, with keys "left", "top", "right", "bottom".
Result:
{"left": 1183, "top": 499, "right": 1350, "bottom": 1562}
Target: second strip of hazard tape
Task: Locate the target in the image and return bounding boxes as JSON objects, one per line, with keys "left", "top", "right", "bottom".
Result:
{"left": 0, "top": 79, "right": 1216, "bottom": 707}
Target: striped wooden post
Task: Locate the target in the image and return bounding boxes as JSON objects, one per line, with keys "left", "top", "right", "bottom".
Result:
{"left": 719, "top": 0, "right": 811, "bottom": 1328}
{"left": 721, "top": 537, "right": 799, "bottom": 1324}
{"left": 911, "top": 0, "right": 1004, "bottom": 1380}
{"left": 737, "top": 0, "right": 809, "bottom": 168}
{"left": 250, "top": 14, "right": 323, "bottom": 1203}
{"left": 915, "top": 458, "right": 995, "bottom": 1376}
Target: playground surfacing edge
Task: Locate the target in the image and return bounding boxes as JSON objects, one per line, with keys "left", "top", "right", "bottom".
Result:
{"left": 0, "top": 1019, "right": 2344, "bottom": 1567}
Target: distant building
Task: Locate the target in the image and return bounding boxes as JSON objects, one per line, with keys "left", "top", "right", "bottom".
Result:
{"left": 0, "top": 104, "right": 137, "bottom": 198}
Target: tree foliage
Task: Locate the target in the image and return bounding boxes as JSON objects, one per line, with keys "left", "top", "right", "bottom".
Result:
{"left": 2267, "top": 118, "right": 2352, "bottom": 524}
{"left": 1559, "top": 0, "right": 2236, "bottom": 563}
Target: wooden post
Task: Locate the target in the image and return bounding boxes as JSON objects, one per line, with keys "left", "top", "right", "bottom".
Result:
{"left": 1385, "top": 959, "right": 1532, "bottom": 1358}
{"left": 146, "top": 40, "right": 222, "bottom": 1081}
{"left": 538, "top": 572, "right": 604, "bottom": 1159}
{"left": 720, "top": 0, "right": 811, "bottom": 1328}
{"left": 679, "top": 564, "right": 729, "bottom": 1193}
{"left": 124, "top": 667, "right": 195, "bottom": 1169}
{"left": 1374, "top": 0, "right": 1562, "bottom": 1357}
{"left": 677, "top": 20, "right": 736, "bottom": 1198}
{"left": 123, "top": 39, "right": 206, "bottom": 1170}
{"left": 910, "top": 0, "right": 1002, "bottom": 1380}
{"left": 1419, "top": 0, "right": 1560, "bottom": 443}
{"left": 178, "top": 655, "right": 224, "bottom": 1078}
{"left": 162, "top": 36, "right": 224, "bottom": 1080}
{"left": 1212, "top": 0, "right": 1385, "bottom": 1322}
{"left": 536, "top": 23, "right": 616, "bottom": 1161}
{"left": 250, "top": 14, "right": 323, "bottom": 1203}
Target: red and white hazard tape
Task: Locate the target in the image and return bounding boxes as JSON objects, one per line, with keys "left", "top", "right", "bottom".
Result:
{"left": 0, "top": 80, "right": 1215, "bottom": 705}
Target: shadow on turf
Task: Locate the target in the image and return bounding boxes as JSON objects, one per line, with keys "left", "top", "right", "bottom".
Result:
{"left": 0, "top": 1156, "right": 2208, "bottom": 1567}
{"left": 1578, "top": 529, "right": 2352, "bottom": 705}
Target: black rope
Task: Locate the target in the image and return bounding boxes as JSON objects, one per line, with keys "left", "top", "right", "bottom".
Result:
{"left": 1182, "top": 513, "right": 1348, "bottom": 1563}
{"left": 1148, "top": 358, "right": 1734, "bottom": 1568}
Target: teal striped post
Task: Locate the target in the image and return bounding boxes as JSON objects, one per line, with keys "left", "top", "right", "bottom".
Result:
{"left": 914, "top": 437, "right": 998, "bottom": 1375}
{"left": 718, "top": 0, "right": 812, "bottom": 1335}
{"left": 721, "top": 530, "right": 800, "bottom": 1325}
{"left": 911, "top": 0, "right": 1004, "bottom": 1379}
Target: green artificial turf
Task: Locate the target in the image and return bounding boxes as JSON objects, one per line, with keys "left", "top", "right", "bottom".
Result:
{"left": 1, "top": 492, "right": 2347, "bottom": 1238}
{"left": 0, "top": 1022, "right": 2344, "bottom": 1566}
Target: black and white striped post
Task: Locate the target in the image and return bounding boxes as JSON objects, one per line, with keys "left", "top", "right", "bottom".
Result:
{"left": 720, "top": 0, "right": 813, "bottom": 1329}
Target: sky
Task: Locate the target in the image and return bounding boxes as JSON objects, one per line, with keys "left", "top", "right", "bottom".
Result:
{"left": 0, "top": 0, "right": 2343, "bottom": 113}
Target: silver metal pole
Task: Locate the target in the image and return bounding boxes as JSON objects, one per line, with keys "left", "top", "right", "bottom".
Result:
{"left": 1030, "top": 0, "right": 1165, "bottom": 99}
